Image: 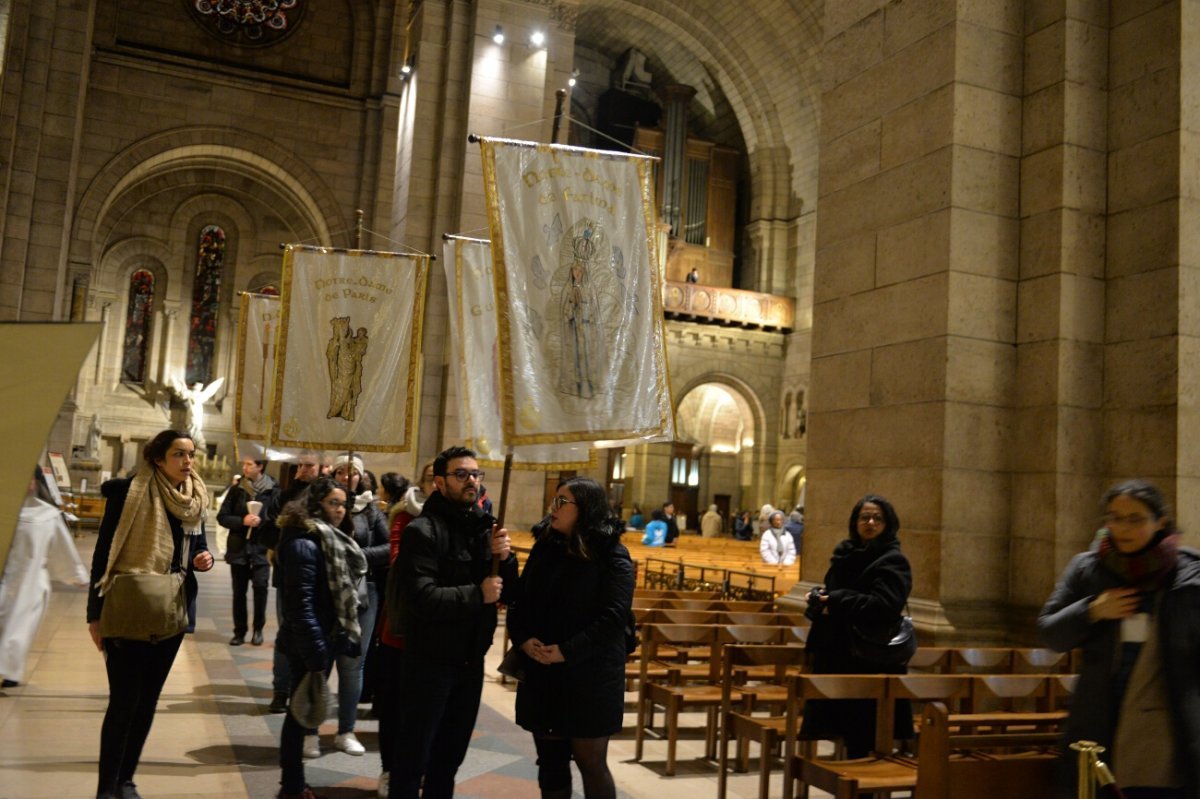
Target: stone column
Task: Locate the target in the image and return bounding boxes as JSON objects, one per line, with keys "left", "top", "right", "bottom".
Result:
{"left": 1010, "top": 5, "right": 1108, "bottom": 629}
{"left": 806, "top": 3, "right": 1023, "bottom": 639}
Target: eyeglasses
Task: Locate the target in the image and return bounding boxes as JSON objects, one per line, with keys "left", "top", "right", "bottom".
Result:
{"left": 445, "top": 469, "right": 485, "bottom": 482}
{"left": 1104, "top": 512, "right": 1151, "bottom": 527}
{"left": 322, "top": 499, "right": 348, "bottom": 508}
{"left": 550, "top": 495, "right": 576, "bottom": 510}
{"left": 857, "top": 513, "right": 884, "bottom": 524}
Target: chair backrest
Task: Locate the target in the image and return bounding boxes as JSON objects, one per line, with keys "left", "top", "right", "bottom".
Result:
{"left": 723, "top": 624, "right": 788, "bottom": 646}
{"left": 724, "top": 611, "right": 781, "bottom": 625}
{"left": 1012, "top": 647, "right": 1070, "bottom": 673}
{"left": 952, "top": 647, "right": 1014, "bottom": 673}
{"left": 783, "top": 625, "right": 810, "bottom": 645}
{"left": 720, "top": 643, "right": 808, "bottom": 703}
{"left": 639, "top": 623, "right": 723, "bottom": 682}
{"left": 789, "top": 674, "right": 892, "bottom": 752}
{"left": 658, "top": 608, "right": 717, "bottom": 625}
{"left": 719, "top": 600, "right": 776, "bottom": 612}
{"left": 907, "top": 647, "right": 952, "bottom": 673}
{"left": 633, "top": 607, "right": 657, "bottom": 624}
{"left": 971, "top": 675, "right": 1053, "bottom": 712}
{"left": 888, "top": 674, "right": 973, "bottom": 711}
{"left": 1051, "top": 674, "right": 1078, "bottom": 709}
{"left": 668, "top": 598, "right": 722, "bottom": 611}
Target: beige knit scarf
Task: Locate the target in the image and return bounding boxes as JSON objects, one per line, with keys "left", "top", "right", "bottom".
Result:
{"left": 96, "top": 464, "right": 208, "bottom": 594}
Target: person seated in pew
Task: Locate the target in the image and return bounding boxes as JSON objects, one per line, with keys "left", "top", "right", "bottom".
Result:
{"left": 760, "top": 511, "right": 797, "bottom": 566}
{"left": 641, "top": 510, "right": 667, "bottom": 548}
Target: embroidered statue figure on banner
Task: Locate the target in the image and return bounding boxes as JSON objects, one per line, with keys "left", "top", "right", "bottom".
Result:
{"left": 558, "top": 225, "right": 605, "bottom": 399}
{"left": 167, "top": 375, "right": 225, "bottom": 451}
{"left": 326, "top": 316, "right": 369, "bottom": 422}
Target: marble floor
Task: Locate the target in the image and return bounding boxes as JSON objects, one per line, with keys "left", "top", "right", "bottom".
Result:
{"left": 0, "top": 532, "right": 835, "bottom": 799}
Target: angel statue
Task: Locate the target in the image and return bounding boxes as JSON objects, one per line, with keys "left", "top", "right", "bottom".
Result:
{"left": 167, "top": 375, "right": 225, "bottom": 451}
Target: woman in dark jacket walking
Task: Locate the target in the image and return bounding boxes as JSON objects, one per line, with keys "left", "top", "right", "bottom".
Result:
{"left": 329, "top": 456, "right": 389, "bottom": 755}
{"left": 801, "top": 493, "right": 914, "bottom": 758}
{"left": 87, "top": 429, "right": 214, "bottom": 799}
{"left": 275, "top": 476, "right": 367, "bottom": 799}
{"left": 1039, "top": 480, "right": 1200, "bottom": 799}
{"left": 507, "top": 476, "right": 635, "bottom": 799}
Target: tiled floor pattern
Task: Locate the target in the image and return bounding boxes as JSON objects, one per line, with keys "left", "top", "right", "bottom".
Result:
{"left": 0, "top": 532, "right": 826, "bottom": 798}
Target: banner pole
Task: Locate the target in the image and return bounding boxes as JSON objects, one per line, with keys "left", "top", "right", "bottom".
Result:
{"left": 353, "top": 209, "right": 364, "bottom": 249}
{"left": 491, "top": 447, "right": 515, "bottom": 576}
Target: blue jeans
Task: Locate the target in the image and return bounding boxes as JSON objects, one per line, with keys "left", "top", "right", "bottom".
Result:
{"left": 335, "top": 581, "right": 378, "bottom": 734}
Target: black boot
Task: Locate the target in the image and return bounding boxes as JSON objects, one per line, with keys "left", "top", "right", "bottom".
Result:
{"left": 251, "top": 629, "right": 264, "bottom": 646}
{"left": 269, "top": 691, "right": 289, "bottom": 713}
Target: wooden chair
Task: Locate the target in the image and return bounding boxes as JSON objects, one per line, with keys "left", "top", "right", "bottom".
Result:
{"left": 635, "top": 623, "right": 731, "bottom": 775}
{"left": 782, "top": 675, "right": 911, "bottom": 799}
{"left": 911, "top": 702, "right": 1059, "bottom": 799}
{"left": 717, "top": 643, "right": 808, "bottom": 799}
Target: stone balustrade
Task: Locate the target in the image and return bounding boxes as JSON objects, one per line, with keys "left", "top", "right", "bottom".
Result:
{"left": 662, "top": 280, "right": 795, "bottom": 332}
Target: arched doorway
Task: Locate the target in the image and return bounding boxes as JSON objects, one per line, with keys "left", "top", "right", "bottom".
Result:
{"left": 670, "top": 382, "right": 756, "bottom": 533}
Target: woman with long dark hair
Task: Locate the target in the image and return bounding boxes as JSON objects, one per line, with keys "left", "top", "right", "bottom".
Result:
{"left": 86, "top": 429, "right": 215, "bottom": 799}
{"left": 801, "top": 493, "right": 914, "bottom": 758}
{"left": 1039, "top": 480, "right": 1200, "bottom": 798}
{"left": 275, "top": 476, "right": 367, "bottom": 799}
{"left": 507, "top": 476, "right": 635, "bottom": 799}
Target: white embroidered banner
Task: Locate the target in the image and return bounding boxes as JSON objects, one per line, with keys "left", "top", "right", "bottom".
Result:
{"left": 270, "top": 246, "right": 428, "bottom": 452}
{"left": 479, "top": 137, "right": 673, "bottom": 446}
{"left": 234, "top": 292, "right": 279, "bottom": 454}
{"left": 443, "top": 236, "right": 592, "bottom": 469}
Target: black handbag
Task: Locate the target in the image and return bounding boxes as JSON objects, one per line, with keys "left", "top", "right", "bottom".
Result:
{"left": 850, "top": 614, "right": 917, "bottom": 666}
{"left": 497, "top": 644, "right": 527, "bottom": 682}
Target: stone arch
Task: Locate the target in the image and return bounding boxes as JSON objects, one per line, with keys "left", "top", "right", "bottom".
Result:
{"left": 670, "top": 369, "right": 775, "bottom": 508}
{"left": 575, "top": 0, "right": 822, "bottom": 218}
{"left": 72, "top": 126, "right": 347, "bottom": 266}
{"left": 777, "top": 460, "right": 806, "bottom": 513}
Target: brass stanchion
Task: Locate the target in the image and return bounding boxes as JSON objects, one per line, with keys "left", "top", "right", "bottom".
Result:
{"left": 1070, "top": 740, "right": 1121, "bottom": 799}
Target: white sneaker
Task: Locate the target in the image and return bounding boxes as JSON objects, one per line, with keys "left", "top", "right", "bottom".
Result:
{"left": 335, "top": 731, "right": 365, "bottom": 756}
{"left": 302, "top": 734, "right": 320, "bottom": 759}
{"left": 377, "top": 771, "right": 389, "bottom": 798}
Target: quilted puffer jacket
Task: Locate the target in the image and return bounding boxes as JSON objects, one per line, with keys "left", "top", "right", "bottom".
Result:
{"left": 275, "top": 505, "right": 338, "bottom": 671}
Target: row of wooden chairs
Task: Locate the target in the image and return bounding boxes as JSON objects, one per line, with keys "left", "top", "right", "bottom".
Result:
{"left": 780, "top": 671, "right": 1072, "bottom": 799}
{"left": 634, "top": 608, "right": 809, "bottom": 628}
{"left": 634, "top": 588, "right": 724, "bottom": 600}
{"left": 909, "top": 646, "right": 1077, "bottom": 675}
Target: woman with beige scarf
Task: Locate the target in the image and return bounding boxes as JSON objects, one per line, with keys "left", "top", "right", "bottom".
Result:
{"left": 86, "top": 429, "right": 214, "bottom": 799}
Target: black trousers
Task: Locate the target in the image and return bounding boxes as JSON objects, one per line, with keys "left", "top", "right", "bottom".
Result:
{"left": 230, "top": 561, "right": 269, "bottom": 635}
{"left": 389, "top": 654, "right": 484, "bottom": 798}
{"left": 374, "top": 643, "right": 404, "bottom": 774}
{"left": 279, "top": 655, "right": 330, "bottom": 794}
{"left": 97, "top": 633, "right": 184, "bottom": 797}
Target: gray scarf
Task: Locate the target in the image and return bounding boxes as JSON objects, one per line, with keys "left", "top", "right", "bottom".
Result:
{"left": 308, "top": 518, "right": 367, "bottom": 647}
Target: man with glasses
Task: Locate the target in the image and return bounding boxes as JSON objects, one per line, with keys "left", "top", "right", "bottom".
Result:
{"left": 390, "top": 445, "right": 515, "bottom": 799}
{"left": 260, "top": 450, "right": 324, "bottom": 717}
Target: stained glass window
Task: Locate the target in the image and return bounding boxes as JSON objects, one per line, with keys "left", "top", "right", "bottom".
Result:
{"left": 186, "top": 225, "right": 225, "bottom": 385}
{"left": 188, "top": 0, "right": 304, "bottom": 47}
{"left": 121, "top": 269, "right": 155, "bottom": 383}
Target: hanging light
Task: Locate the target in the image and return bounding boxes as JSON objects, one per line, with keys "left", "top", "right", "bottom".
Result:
{"left": 492, "top": 25, "right": 504, "bottom": 45}
{"left": 530, "top": 29, "right": 545, "bottom": 47}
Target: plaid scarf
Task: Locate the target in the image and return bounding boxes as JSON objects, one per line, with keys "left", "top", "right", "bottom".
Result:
{"left": 97, "top": 464, "right": 207, "bottom": 594}
{"left": 308, "top": 518, "right": 367, "bottom": 648}
{"left": 1097, "top": 527, "right": 1180, "bottom": 591}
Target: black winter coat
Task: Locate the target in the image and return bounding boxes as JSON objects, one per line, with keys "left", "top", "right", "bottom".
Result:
{"left": 86, "top": 477, "right": 210, "bottom": 630}
{"left": 801, "top": 535, "right": 914, "bottom": 753}
{"left": 217, "top": 477, "right": 277, "bottom": 568}
{"left": 394, "top": 490, "right": 517, "bottom": 663}
{"left": 508, "top": 520, "right": 635, "bottom": 738}
{"left": 1039, "top": 546, "right": 1200, "bottom": 798}
{"left": 275, "top": 519, "right": 341, "bottom": 672}
{"left": 348, "top": 498, "right": 390, "bottom": 583}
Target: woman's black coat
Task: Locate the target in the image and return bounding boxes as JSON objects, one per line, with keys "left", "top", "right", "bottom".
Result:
{"left": 507, "top": 520, "right": 635, "bottom": 738}
{"left": 801, "top": 535, "right": 914, "bottom": 755}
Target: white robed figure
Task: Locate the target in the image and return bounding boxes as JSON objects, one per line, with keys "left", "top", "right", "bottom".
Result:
{"left": 557, "top": 227, "right": 606, "bottom": 399}
{"left": 0, "top": 474, "right": 88, "bottom": 684}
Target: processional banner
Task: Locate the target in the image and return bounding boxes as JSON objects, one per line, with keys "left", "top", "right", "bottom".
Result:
{"left": 270, "top": 246, "right": 429, "bottom": 453}
{"left": 479, "top": 137, "right": 673, "bottom": 446}
{"left": 443, "top": 236, "right": 593, "bottom": 469}
{"left": 233, "top": 292, "right": 279, "bottom": 458}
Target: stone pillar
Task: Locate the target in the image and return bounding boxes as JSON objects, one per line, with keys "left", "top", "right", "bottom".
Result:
{"left": 659, "top": 83, "right": 696, "bottom": 237}
{"left": 1010, "top": 5, "right": 1108, "bottom": 629}
{"left": 806, "top": 3, "right": 1023, "bottom": 639}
